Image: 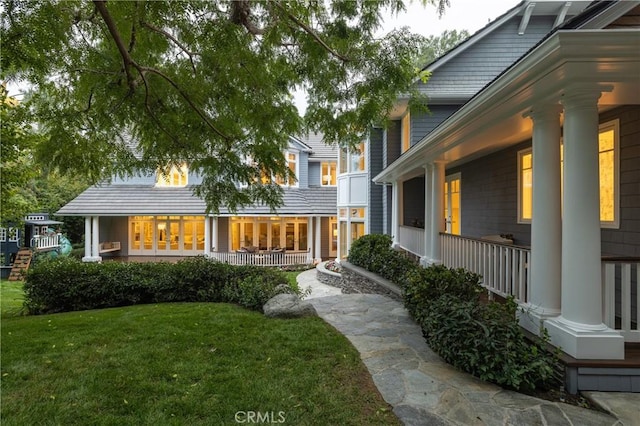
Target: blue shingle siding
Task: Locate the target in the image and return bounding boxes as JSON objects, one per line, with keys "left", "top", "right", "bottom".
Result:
{"left": 447, "top": 141, "right": 532, "bottom": 245}
{"left": 410, "top": 105, "right": 462, "bottom": 146}
{"left": 601, "top": 106, "right": 640, "bottom": 257}
{"left": 368, "top": 128, "right": 384, "bottom": 234}
{"left": 297, "top": 151, "right": 309, "bottom": 188}
{"left": 402, "top": 177, "right": 425, "bottom": 228}
{"left": 418, "top": 16, "right": 557, "bottom": 98}
{"left": 308, "top": 162, "right": 321, "bottom": 187}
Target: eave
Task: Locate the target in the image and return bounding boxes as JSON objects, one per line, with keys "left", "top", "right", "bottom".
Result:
{"left": 374, "top": 29, "right": 640, "bottom": 183}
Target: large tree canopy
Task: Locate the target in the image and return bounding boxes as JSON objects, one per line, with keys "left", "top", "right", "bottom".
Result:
{"left": 1, "top": 0, "right": 448, "bottom": 213}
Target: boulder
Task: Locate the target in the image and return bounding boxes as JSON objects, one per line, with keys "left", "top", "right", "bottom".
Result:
{"left": 263, "top": 293, "right": 317, "bottom": 318}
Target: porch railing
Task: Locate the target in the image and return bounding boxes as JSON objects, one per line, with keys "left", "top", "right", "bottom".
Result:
{"left": 31, "top": 233, "right": 62, "bottom": 251}
{"left": 398, "top": 226, "right": 426, "bottom": 257}
{"left": 602, "top": 257, "right": 640, "bottom": 342}
{"left": 440, "top": 233, "right": 530, "bottom": 303}
{"left": 208, "top": 249, "right": 312, "bottom": 267}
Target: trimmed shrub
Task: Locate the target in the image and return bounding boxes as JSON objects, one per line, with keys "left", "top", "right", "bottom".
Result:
{"left": 420, "top": 295, "right": 557, "bottom": 392}
{"left": 23, "top": 257, "right": 295, "bottom": 314}
{"left": 347, "top": 234, "right": 417, "bottom": 286}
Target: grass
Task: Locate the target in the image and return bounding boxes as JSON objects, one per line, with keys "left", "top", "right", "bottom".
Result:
{"left": 1, "top": 282, "right": 399, "bottom": 426}
{"left": 0, "top": 280, "right": 25, "bottom": 317}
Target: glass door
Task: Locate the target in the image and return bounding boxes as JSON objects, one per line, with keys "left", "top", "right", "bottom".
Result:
{"left": 444, "top": 174, "right": 461, "bottom": 235}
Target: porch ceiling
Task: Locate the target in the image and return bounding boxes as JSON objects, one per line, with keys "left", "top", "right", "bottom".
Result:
{"left": 374, "top": 30, "right": 640, "bottom": 182}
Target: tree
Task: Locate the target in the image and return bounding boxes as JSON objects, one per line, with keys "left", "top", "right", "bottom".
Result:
{"left": 415, "top": 29, "right": 470, "bottom": 68}
{"left": 1, "top": 0, "right": 449, "bottom": 213}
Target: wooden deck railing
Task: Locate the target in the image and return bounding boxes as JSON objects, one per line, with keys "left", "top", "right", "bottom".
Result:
{"left": 602, "top": 257, "right": 640, "bottom": 343}
{"left": 440, "top": 233, "right": 530, "bottom": 303}
{"left": 31, "top": 233, "right": 62, "bottom": 251}
{"left": 208, "top": 249, "right": 312, "bottom": 267}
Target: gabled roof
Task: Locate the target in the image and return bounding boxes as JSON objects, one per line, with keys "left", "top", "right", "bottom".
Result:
{"left": 56, "top": 185, "right": 337, "bottom": 216}
{"left": 294, "top": 131, "right": 338, "bottom": 160}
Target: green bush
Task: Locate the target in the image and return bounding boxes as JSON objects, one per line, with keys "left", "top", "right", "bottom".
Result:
{"left": 23, "top": 257, "right": 295, "bottom": 314}
{"left": 347, "top": 234, "right": 417, "bottom": 286}
{"left": 420, "top": 295, "right": 557, "bottom": 392}
{"left": 403, "top": 264, "right": 483, "bottom": 322}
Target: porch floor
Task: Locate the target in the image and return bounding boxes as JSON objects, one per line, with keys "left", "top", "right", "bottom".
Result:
{"left": 560, "top": 343, "right": 640, "bottom": 369}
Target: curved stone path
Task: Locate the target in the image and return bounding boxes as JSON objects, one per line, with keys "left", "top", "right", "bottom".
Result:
{"left": 297, "top": 269, "right": 625, "bottom": 426}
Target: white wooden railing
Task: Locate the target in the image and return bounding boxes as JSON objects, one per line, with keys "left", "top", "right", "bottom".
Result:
{"left": 398, "top": 226, "right": 426, "bottom": 257}
{"left": 208, "top": 249, "right": 312, "bottom": 267}
{"left": 440, "top": 233, "right": 531, "bottom": 303}
{"left": 31, "top": 233, "right": 62, "bottom": 251}
{"left": 602, "top": 257, "right": 640, "bottom": 343}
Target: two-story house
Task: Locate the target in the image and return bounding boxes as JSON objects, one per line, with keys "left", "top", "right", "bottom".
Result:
{"left": 338, "top": 0, "right": 640, "bottom": 392}
{"left": 57, "top": 133, "right": 338, "bottom": 266}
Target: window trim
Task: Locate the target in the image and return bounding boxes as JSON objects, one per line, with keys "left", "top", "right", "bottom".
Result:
{"left": 516, "top": 119, "right": 620, "bottom": 228}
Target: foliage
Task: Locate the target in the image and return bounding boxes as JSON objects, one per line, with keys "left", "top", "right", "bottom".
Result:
{"left": 415, "top": 29, "right": 471, "bottom": 67}
{"left": 23, "top": 256, "right": 295, "bottom": 314}
{"left": 347, "top": 235, "right": 558, "bottom": 392}
{"left": 1, "top": 303, "right": 400, "bottom": 425}
{"left": 403, "top": 264, "right": 483, "bottom": 322}
{"left": 0, "top": 0, "right": 449, "bottom": 213}
{"left": 347, "top": 234, "right": 416, "bottom": 285}
{"left": 420, "top": 295, "right": 558, "bottom": 392}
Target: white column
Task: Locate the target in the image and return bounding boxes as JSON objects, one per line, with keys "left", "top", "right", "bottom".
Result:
{"left": 420, "top": 164, "right": 433, "bottom": 266}
{"left": 91, "top": 216, "right": 102, "bottom": 262}
{"left": 391, "top": 181, "right": 401, "bottom": 249}
{"left": 429, "top": 162, "right": 445, "bottom": 264}
{"left": 211, "top": 217, "right": 218, "bottom": 252}
{"left": 307, "top": 216, "right": 314, "bottom": 262}
{"left": 545, "top": 87, "right": 623, "bottom": 360}
{"left": 521, "top": 105, "right": 563, "bottom": 334}
{"left": 315, "top": 217, "right": 322, "bottom": 262}
{"left": 83, "top": 216, "right": 91, "bottom": 261}
{"left": 204, "top": 216, "right": 211, "bottom": 256}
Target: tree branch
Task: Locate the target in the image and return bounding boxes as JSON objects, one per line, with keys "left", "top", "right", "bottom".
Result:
{"left": 272, "top": 1, "right": 350, "bottom": 62}
{"left": 140, "top": 21, "right": 198, "bottom": 75}
{"left": 93, "top": 0, "right": 137, "bottom": 92}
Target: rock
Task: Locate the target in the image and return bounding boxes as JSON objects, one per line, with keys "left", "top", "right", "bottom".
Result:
{"left": 263, "top": 293, "right": 317, "bottom": 318}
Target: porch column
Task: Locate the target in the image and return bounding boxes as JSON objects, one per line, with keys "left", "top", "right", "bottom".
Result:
{"left": 91, "top": 216, "right": 102, "bottom": 262}
{"left": 521, "top": 104, "right": 563, "bottom": 334}
{"left": 204, "top": 217, "right": 211, "bottom": 256}
{"left": 83, "top": 216, "right": 91, "bottom": 261}
{"left": 545, "top": 86, "right": 623, "bottom": 359}
{"left": 391, "top": 181, "right": 401, "bottom": 249}
{"left": 211, "top": 217, "right": 218, "bottom": 252}
{"left": 429, "top": 162, "right": 445, "bottom": 264}
{"left": 307, "top": 216, "right": 314, "bottom": 262}
{"left": 315, "top": 217, "right": 322, "bottom": 262}
{"left": 420, "top": 164, "right": 433, "bottom": 266}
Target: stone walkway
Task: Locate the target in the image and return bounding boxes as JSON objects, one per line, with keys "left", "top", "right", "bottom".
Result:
{"left": 296, "top": 269, "right": 633, "bottom": 426}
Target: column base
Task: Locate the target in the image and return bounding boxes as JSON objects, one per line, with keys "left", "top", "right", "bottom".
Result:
{"left": 518, "top": 303, "right": 560, "bottom": 336}
{"left": 82, "top": 256, "right": 102, "bottom": 263}
{"left": 544, "top": 316, "right": 624, "bottom": 360}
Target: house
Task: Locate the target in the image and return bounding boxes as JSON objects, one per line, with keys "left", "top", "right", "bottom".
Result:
{"left": 57, "top": 133, "right": 338, "bottom": 266}
{"left": 338, "top": 0, "right": 640, "bottom": 392}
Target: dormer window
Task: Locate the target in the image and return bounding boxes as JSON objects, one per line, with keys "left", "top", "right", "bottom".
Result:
{"left": 275, "top": 151, "right": 298, "bottom": 187}
{"left": 321, "top": 161, "right": 337, "bottom": 186}
{"left": 156, "top": 163, "right": 188, "bottom": 187}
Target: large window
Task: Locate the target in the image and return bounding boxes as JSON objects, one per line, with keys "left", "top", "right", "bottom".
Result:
{"left": 275, "top": 152, "right": 298, "bottom": 186}
{"left": 229, "top": 217, "right": 308, "bottom": 251}
{"left": 130, "top": 215, "right": 205, "bottom": 254}
{"left": 156, "top": 164, "right": 188, "bottom": 187}
{"left": 321, "top": 161, "right": 337, "bottom": 186}
{"left": 338, "top": 143, "right": 366, "bottom": 175}
{"left": 518, "top": 119, "right": 619, "bottom": 227}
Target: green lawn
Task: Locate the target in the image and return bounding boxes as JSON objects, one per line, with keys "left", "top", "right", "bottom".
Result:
{"left": 1, "top": 282, "right": 398, "bottom": 425}
{"left": 0, "top": 280, "right": 25, "bottom": 317}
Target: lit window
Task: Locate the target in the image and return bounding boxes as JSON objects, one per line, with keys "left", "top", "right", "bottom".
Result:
{"left": 321, "top": 161, "right": 337, "bottom": 186}
{"left": 517, "top": 120, "right": 619, "bottom": 226}
{"left": 401, "top": 111, "right": 411, "bottom": 153}
{"left": 156, "top": 163, "right": 188, "bottom": 187}
{"left": 349, "top": 143, "right": 366, "bottom": 172}
{"left": 275, "top": 152, "right": 298, "bottom": 186}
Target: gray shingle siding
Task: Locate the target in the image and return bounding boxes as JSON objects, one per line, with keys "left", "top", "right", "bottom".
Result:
{"left": 402, "top": 177, "right": 425, "bottom": 228}
{"left": 386, "top": 121, "right": 402, "bottom": 167}
{"left": 297, "top": 151, "right": 309, "bottom": 188}
{"left": 368, "top": 128, "right": 384, "bottom": 234}
{"left": 217, "top": 217, "right": 229, "bottom": 252}
{"left": 98, "top": 216, "right": 128, "bottom": 258}
{"left": 418, "top": 16, "right": 557, "bottom": 97}
{"left": 601, "top": 106, "right": 640, "bottom": 257}
{"left": 308, "top": 162, "right": 321, "bottom": 187}
{"left": 320, "top": 217, "right": 329, "bottom": 259}
{"left": 410, "top": 105, "right": 462, "bottom": 146}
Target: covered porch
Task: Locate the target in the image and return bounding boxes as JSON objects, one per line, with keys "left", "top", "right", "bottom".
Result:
{"left": 374, "top": 28, "right": 639, "bottom": 363}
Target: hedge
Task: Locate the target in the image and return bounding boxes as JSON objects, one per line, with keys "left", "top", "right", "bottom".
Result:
{"left": 23, "top": 256, "right": 296, "bottom": 314}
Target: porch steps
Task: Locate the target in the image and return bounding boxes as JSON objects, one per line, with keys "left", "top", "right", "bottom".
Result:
{"left": 8, "top": 248, "right": 33, "bottom": 281}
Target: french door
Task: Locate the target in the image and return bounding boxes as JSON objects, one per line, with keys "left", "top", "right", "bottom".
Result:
{"left": 444, "top": 174, "right": 461, "bottom": 235}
